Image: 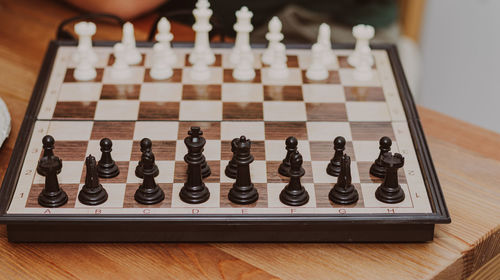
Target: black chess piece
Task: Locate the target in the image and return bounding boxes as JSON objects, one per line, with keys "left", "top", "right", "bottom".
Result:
{"left": 370, "top": 136, "right": 392, "bottom": 178}
{"left": 279, "top": 150, "right": 309, "bottom": 206}
{"left": 278, "top": 136, "right": 298, "bottom": 177}
{"left": 37, "top": 135, "right": 62, "bottom": 176}
{"left": 37, "top": 155, "right": 68, "bottom": 208}
{"left": 228, "top": 136, "right": 259, "bottom": 205}
{"left": 326, "top": 136, "right": 346, "bottom": 177}
{"left": 179, "top": 126, "right": 210, "bottom": 204}
{"left": 375, "top": 152, "right": 405, "bottom": 204}
{"left": 135, "top": 138, "right": 159, "bottom": 178}
{"left": 134, "top": 151, "right": 165, "bottom": 204}
{"left": 183, "top": 127, "right": 211, "bottom": 178}
{"left": 78, "top": 154, "right": 108, "bottom": 205}
{"left": 224, "top": 137, "right": 239, "bottom": 179}
{"left": 329, "top": 154, "right": 359, "bottom": 205}
{"left": 97, "top": 138, "right": 120, "bottom": 178}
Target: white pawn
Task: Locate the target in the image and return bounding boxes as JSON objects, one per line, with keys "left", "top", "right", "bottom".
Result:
{"left": 73, "top": 50, "right": 97, "bottom": 81}
{"left": 233, "top": 51, "right": 255, "bottom": 81}
{"left": 72, "top": 21, "right": 98, "bottom": 65}
{"left": 353, "top": 48, "right": 373, "bottom": 81}
{"left": 348, "top": 24, "right": 375, "bottom": 67}
{"left": 317, "top": 23, "right": 336, "bottom": 66}
{"left": 268, "top": 43, "right": 289, "bottom": 80}
{"left": 190, "top": 59, "right": 210, "bottom": 81}
{"left": 111, "top": 43, "right": 132, "bottom": 80}
{"left": 262, "top": 16, "right": 283, "bottom": 65}
{"left": 306, "top": 43, "right": 328, "bottom": 81}
{"left": 122, "top": 22, "right": 142, "bottom": 65}
{"left": 155, "top": 17, "right": 177, "bottom": 66}
{"left": 150, "top": 43, "right": 173, "bottom": 80}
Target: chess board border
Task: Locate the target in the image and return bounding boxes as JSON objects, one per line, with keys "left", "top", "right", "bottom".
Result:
{"left": 0, "top": 40, "right": 450, "bottom": 242}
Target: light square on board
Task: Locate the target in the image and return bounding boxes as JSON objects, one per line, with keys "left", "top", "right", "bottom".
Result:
{"left": 361, "top": 183, "right": 412, "bottom": 208}
{"left": 74, "top": 183, "right": 127, "bottom": 208}
{"left": 301, "top": 84, "right": 345, "bottom": 103}
{"left": 58, "top": 83, "right": 102, "bottom": 101}
{"left": 182, "top": 68, "right": 223, "bottom": 84}
{"left": 265, "top": 140, "right": 311, "bottom": 161}
{"left": 356, "top": 161, "right": 407, "bottom": 184}
{"left": 352, "top": 140, "right": 399, "bottom": 162}
{"left": 80, "top": 161, "right": 129, "bottom": 184}
{"left": 179, "top": 100, "right": 222, "bottom": 121}
{"left": 52, "top": 101, "right": 97, "bottom": 120}
{"left": 126, "top": 161, "right": 175, "bottom": 184}
{"left": 100, "top": 84, "right": 140, "bottom": 100}
{"left": 263, "top": 101, "right": 306, "bottom": 121}
{"left": 102, "top": 67, "right": 145, "bottom": 84}
{"left": 267, "top": 183, "right": 316, "bottom": 208}
{"left": 305, "top": 103, "right": 347, "bottom": 121}
{"left": 33, "top": 161, "right": 83, "bottom": 184}
{"left": 220, "top": 121, "right": 265, "bottom": 140}
{"left": 86, "top": 140, "right": 133, "bottom": 161}
{"left": 297, "top": 53, "right": 340, "bottom": 70}
{"left": 306, "top": 122, "right": 352, "bottom": 141}
{"left": 350, "top": 122, "right": 395, "bottom": 141}
{"left": 171, "top": 183, "right": 220, "bottom": 208}
{"left": 261, "top": 68, "right": 302, "bottom": 85}
{"left": 346, "top": 102, "right": 391, "bottom": 122}
{"left": 133, "top": 121, "right": 179, "bottom": 140}
{"left": 91, "top": 122, "right": 135, "bottom": 140}
{"left": 221, "top": 83, "right": 263, "bottom": 102}
{"left": 221, "top": 54, "right": 262, "bottom": 69}
{"left": 138, "top": 102, "right": 180, "bottom": 120}
{"left": 94, "top": 100, "right": 140, "bottom": 120}
{"left": 339, "top": 68, "right": 380, "bottom": 87}
{"left": 47, "top": 121, "right": 93, "bottom": 140}
{"left": 139, "top": 83, "right": 182, "bottom": 101}
{"left": 223, "top": 102, "right": 263, "bottom": 120}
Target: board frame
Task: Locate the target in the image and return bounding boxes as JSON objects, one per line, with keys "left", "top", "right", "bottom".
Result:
{"left": 0, "top": 41, "right": 451, "bottom": 242}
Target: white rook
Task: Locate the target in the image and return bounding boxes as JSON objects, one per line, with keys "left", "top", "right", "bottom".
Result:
{"left": 189, "top": 0, "right": 215, "bottom": 65}
{"left": 72, "top": 21, "right": 98, "bottom": 64}
{"left": 230, "top": 6, "right": 254, "bottom": 64}
{"left": 348, "top": 24, "right": 375, "bottom": 67}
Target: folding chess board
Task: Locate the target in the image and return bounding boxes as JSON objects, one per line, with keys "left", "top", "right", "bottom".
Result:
{"left": 0, "top": 41, "right": 450, "bottom": 242}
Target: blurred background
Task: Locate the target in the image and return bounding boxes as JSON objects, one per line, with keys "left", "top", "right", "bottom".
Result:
{"left": 0, "top": 0, "right": 499, "bottom": 133}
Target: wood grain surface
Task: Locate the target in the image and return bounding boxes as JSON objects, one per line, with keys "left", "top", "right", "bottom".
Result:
{"left": 0, "top": 0, "right": 499, "bottom": 279}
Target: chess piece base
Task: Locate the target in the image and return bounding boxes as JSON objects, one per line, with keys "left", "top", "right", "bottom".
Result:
{"left": 228, "top": 183, "right": 259, "bottom": 205}
{"left": 180, "top": 183, "right": 210, "bottom": 204}
{"left": 78, "top": 184, "right": 108, "bottom": 205}
{"left": 326, "top": 162, "right": 341, "bottom": 177}
{"left": 329, "top": 184, "right": 359, "bottom": 205}
{"left": 375, "top": 185, "right": 405, "bottom": 204}
{"left": 369, "top": 162, "right": 386, "bottom": 178}
{"left": 97, "top": 162, "right": 120, "bottom": 179}
{"left": 135, "top": 164, "right": 159, "bottom": 179}
{"left": 38, "top": 189, "right": 68, "bottom": 208}
{"left": 279, "top": 185, "right": 309, "bottom": 206}
{"left": 134, "top": 184, "right": 165, "bottom": 205}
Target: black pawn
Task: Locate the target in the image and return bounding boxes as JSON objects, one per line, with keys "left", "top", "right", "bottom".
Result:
{"left": 179, "top": 126, "right": 210, "bottom": 204}
{"left": 135, "top": 138, "right": 159, "bottom": 178}
{"left": 37, "top": 155, "right": 68, "bottom": 208}
{"left": 224, "top": 138, "right": 239, "bottom": 179}
{"left": 37, "top": 135, "right": 62, "bottom": 176}
{"left": 228, "top": 136, "right": 259, "bottom": 205}
{"left": 78, "top": 154, "right": 108, "bottom": 205}
{"left": 375, "top": 152, "right": 405, "bottom": 204}
{"left": 278, "top": 136, "right": 298, "bottom": 177}
{"left": 326, "top": 136, "right": 346, "bottom": 177}
{"left": 370, "top": 136, "right": 392, "bottom": 178}
{"left": 97, "top": 138, "right": 120, "bottom": 178}
{"left": 280, "top": 150, "right": 309, "bottom": 206}
{"left": 329, "top": 154, "right": 359, "bottom": 205}
{"left": 134, "top": 151, "right": 165, "bottom": 204}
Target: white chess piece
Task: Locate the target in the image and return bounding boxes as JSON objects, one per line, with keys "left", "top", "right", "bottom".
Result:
{"left": 0, "top": 97, "right": 11, "bottom": 148}
{"left": 233, "top": 50, "right": 255, "bottom": 81}
{"left": 150, "top": 43, "right": 173, "bottom": 80}
{"left": 262, "top": 16, "right": 283, "bottom": 65}
{"left": 353, "top": 47, "right": 373, "bottom": 81}
{"left": 73, "top": 50, "right": 97, "bottom": 81}
{"left": 155, "top": 17, "right": 177, "bottom": 65}
{"left": 111, "top": 43, "right": 132, "bottom": 80}
{"left": 348, "top": 24, "right": 375, "bottom": 67}
{"left": 190, "top": 58, "right": 210, "bottom": 81}
{"left": 122, "top": 22, "right": 142, "bottom": 65}
{"left": 189, "top": 0, "right": 215, "bottom": 65}
{"left": 268, "top": 43, "right": 289, "bottom": 80}
{"left": 230, "top": 6, "right": 254, "bottom": 65}
{"left": 72, "top": 21, "right": 98, "bottom": 65}
{"left": 317, "top": 23, "right": 336, "bottom": 66}
{"left": 306, "top": 43, "right": 328, "bottom": 81}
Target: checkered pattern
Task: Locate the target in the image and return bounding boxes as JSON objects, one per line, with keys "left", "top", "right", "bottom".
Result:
{"left": 7, "top": 46, "right": 430, "bottom": 215}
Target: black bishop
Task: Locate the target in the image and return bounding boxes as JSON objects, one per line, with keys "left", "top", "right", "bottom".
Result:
{"left": 329, "top": 154, "right": 359, "bottom": 205}
{"left": 224, "top": 137, "right": 239, "bottom": 179}
{"left": 278, "top": 136, "right": 298, "bottom": 177}
{"left": 78, "top": 154, "right": 108, "bottom": 205}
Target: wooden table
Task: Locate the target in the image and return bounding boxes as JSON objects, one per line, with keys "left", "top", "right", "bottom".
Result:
{"left": 0, "top": 0, "right": 499, "bottom": 279}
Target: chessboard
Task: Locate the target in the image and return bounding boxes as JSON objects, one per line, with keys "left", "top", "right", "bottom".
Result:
{"left": 0, "top": 41, "right": 450, "bottom": 242}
